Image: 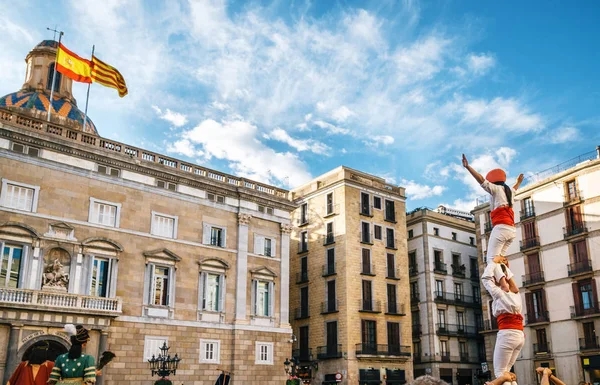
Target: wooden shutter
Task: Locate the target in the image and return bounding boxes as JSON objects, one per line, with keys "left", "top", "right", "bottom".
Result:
{"left": 254, "top": 235, "right": 264, "bottom": 255}
{"left": 525, "top": 292, "right": 534, "bottom": 321}
{"left": 219, "top": 274, "right": 226, "bottom": 312}
{"left": 202, "top": 223, "right": 211, "bottom": 244}
{"left": 573, "top": 282, "right": 583, "bottom": 314}
{"left": 362, "top": 249, "right": 370, "bottom": 273}
{"left": 109, "top": 259, "right": 119, "bottom": 298}
{"left": 143, "top": 263, "right": 154, "bottom": 305}
{"left": 84, "top": 255, "right": 95, "bottom": 295}
{"left": 221, "top": 228, "right": 227, "bottom": 247}
{"left": 271, "top": 238, "right": 277, "bottom": 258}
{"left": 592, "top": 279, "right": 599, "bottom": 309}
{"left": 540, "top": 288, "right": 547, "bottom": 313}
{"left": 527, "top": 253, "right": 541, "bottom": 273}
{"left": 574, "top": 240, "right": 588, "bottom": 263}
{"left": 268, "top": 281, "right": 275, "bottom": 316}
{"left": 168, "top": 267, "right": 176, "bottom": 308}
{"left": 251, "top": 280, "right": 257, "bottom": 315}
{"left": 574, "top": 205, "right": 583, "bottom": 226}
{"left": 363, "top": 280, "right": 372, "bottom": 302}
{"left": 327, "top": 280, "right": 336, "bottom": 308}
{"left": 198, "top": 272, "right": 206, "bottom": 310}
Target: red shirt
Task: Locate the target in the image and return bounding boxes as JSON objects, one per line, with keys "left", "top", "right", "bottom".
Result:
{"left": 491, "top": 206, "right": 515, "bottom": 227}
{"left": 497, "top": 313, "right": 523, "bottom": 331}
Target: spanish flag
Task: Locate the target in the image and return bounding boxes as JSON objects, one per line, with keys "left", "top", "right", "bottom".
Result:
{"left": 91, "top": 55, "right": 128, "bottom": 97}
{"left": 56, "top": 43, "right": 92, "bottom": 83}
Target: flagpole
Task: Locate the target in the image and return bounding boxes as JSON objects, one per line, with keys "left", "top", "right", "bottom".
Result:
{"left": 47, "top": 30, "right": 64, "bottom": 122}
{"left": 82, "top": 45, "right": 95, "bottom": 131}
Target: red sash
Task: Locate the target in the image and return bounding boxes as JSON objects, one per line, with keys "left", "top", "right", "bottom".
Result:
{"left": 497, "top": 313, "right": 523, "bottom": 330}
{"left": 491, "top": 206, "right": 514, "bottom": 227}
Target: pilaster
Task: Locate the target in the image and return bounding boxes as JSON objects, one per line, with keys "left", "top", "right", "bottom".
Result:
{"left": 235, "top": 213, "right": 251, "bottom": 320}
{"left": 279, "top": 223, "right": 292, "bottom": 326}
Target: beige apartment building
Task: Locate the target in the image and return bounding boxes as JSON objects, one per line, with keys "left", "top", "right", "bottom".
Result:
{"left": 0, "top": 40, "right": 297, "bottom": 385}
{"left": 474, "top": 148, "right": 600, "bottom": 385}
{"left": 406, "top": 206, "right": 484, "bottom": 385}
{"left": 288, "top": 169, "right": 412, "bottom": 385}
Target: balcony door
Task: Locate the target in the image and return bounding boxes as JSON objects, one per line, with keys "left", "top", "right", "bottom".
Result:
{"left": 327, "top": 280, "right": 336, "bottom": 312}
{"left": 522, "top": 221, "right": 536, "bottom": 241}
{"left": 299, "top": 326, "right": 309, "bottom": 361}
{"left": 300, "top": 287, "right": 309, "bottom": 318}
{"left": 361, "top": 320, "right": 377, "bottom": 353}
{"left": 387, "top": 322, "right": 400, "bottom": 354}
{"left": 536, "top": 328, "right": 548, "bottom": 351}
{"left": 573, "top": 240, "right": 588, "bottom": 264}
{"left": 566, "top": 205, "right": 583, "bottom": 231}
{"left": 584, "top": 322, "right": 596, "bottom": 346}
{"left": 326, "top": 321, "right": 338, "bottom": 355}
{"left": 362, "top": 280, "right": 373, "bottom": 310}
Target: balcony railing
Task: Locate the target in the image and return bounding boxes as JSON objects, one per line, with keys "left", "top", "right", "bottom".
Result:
{"left": 385, "top": 302, "right": 405, "bottom": 315}
{"left": 522, "top": 271, "right": 545, "bottom": 287}
{"left": 484, "top": 222, "right": 493, "bottom": 233}
{"left": 460, "top": 353, "right": 469, "bottom": 362}
{"left": 322, "top": 264, "right": 336, "bottom": 277}
{"left": 470, "top": 269, "right": 479, "bottom": 281}
{"left": 292, "top": 348, "right": 312, "bottom": 362}
{"left": 361, "top": 263, "right": 374, "bottom": 275}
{"left": 568, "top": 259, "right": 592, "bottom": 277}
{"left": 434, "top": 291, "right": 481, "bottom": 307}
{"left": 533, "top": 342, "right": 551, "bottom": 355}
{"left": 571, "top": 302, "right": 600, "bottom": 318}
{"left": 355, "top": 344, "right": 411, "bottom": 357}
{"left": 386, "top": 239, "right": 397, "bottom": 250}
{"left": 483, "top": 319, "right": 498, "bottom": 331}
{"left": 387, "top": 267, "right": 400, "bottom": 279}
{"left": 295, "top": 306, "right": 310, "bottom": 320}
{"left": 296, "top": 271, "right": 309, "bottom": 284}
{"left": 441, "top": 353, "right": 450, "bottom": 363}
{"left": 436, "top": 323, "right": 480, "bottom": 337}
{"left": 434, "top": 261, "right": 447, "bottom": 274}
{"left": 298, "top": 242, "right": 308, "bottom": 253}
{"left": 412, "top": 324, "right": 422, "bottom": 336}
{"left": 410, "top": 292, "right": 420, "bottom": 304}
{"left": 409, "top": 266, "right": 418, "bottom": 277}
{"left": 321, "top": 300, "right": 338, "bottom": 314}
{"left": 579, "top": 337, "right": 600, "bottom": 351}
{"left": 323, "top": 233, "right": 335, "bottom": 245}
{"left": 325, "top": 203, "right": 339, "bottom": 217}
{"left": 361, "top": 231, "right": 373, "bottom": 244}
{"left": 564, "top": 223, "right": 588, "bottom": 239}
{"left": 359, "top": 299, "right": 382, "bottom": 313}
{"left": 451, "top": 264, "right": 466, "bottom": 278}
{"left": 0, "top": 288, "right": 122, "bottom": 315}
{"left": 316, "top": 344, "right": 342, "bottom": 359}
{"left": 520, "top": 236, "right": 540, "bottom": 251}
{"left": 564, "top": 189, "right": 583, "bottom": 205}
{"left": 526, "top": 311, "right": 550, "bottom": 325}
{"left": 520, "top": 208, "right": 536, "bottom": 221}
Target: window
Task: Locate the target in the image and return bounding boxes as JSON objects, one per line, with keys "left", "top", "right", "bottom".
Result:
{"left": 410, "top": 282, "right": 419, "bottom": 298}
{"left": 97, "top": 164, "right": 120, "bottom": 177}
{"left": 300, "top": 203, "right": 308, "bottom": 224}
{"left": 387, "top": 253, "right": 396, "bottom": 278}
{"left": 0, "top": 244, "right": 23, "bottom": 288}
{"left": 300, "top": 256, "right": 308, "bottom": 281}
{"left": 386, "top": 228, "right": 395, "bottom": 249}
{"left": 360, "top": 192, "right": 371, "bottom": 215}
{"left": 454, "top": 283, "right": 463, "bottom": 299}
{"left": 440, "top": 340, "right": 448, "bottom": 356}
{"left": 434, "top": 250, "right": 442, "bottom": 263}
{"left": 253, "top": 280, "right": 274, "bottom": 317}
{"left": 257, "top": 205, "right": 274, "bottom": 215}
{"left": 374, "top": 225, "right": 382, "bottom": 240}
{"left": 46, "top": 63, "right": 62, "bottom": 92}
{"left": 326, "top": 193, "right": 334, "bottom": 215}
{"left": 0, "top": 180, "right": 40, "bottom": 212}
{"left": 325, "top": 248, "right": 335, "bottom": 275}
{"left": 523, "top": 197, "right": 534, "bottom": 216}
{"left": 199, "top": 272, "right": 225, "bottom": 312}
{"left": 433, "top": 227, "right": 439, "bottom": 236}
{"left": 89, "top": 256, "right": 114, "bottom": 297}
{"left": 207, "top": 193, "right": 225, "bottom": 204}
{"left": 361, "top": 222, "right": 371, "bottom": 243}
{"left": 408, "top": 229, "right": 413, "bottom": 239}
{"left": 152, "top": 266, "right": 170, "bottom": 306}
{"left": 144, "top": 336, "right": 168, "bottom": 361}
{"left": 299, "top": 326, "right": 310, "bottom": 361}
{"left": 451, "top": 232, "right": 457, "bottom": 241}
{"left": 452, "top": 253, "right": 461, "bottom": 267}
{"left": 473, "top": 286, "right": 481, "bottom": 303}
{"left": 325, "top": 222, "right": 334, "bottom": 244}
{"left": 151, "top": 212, "right": 178, "bottom": 238}
{"left": 387, "top": 322, "right": 400, "bottom": 353}
{"left": 435, "top": 280, "right": 444, "bottom": 295}
{"left": 326, "top": 279, "right": 337, "bottom": 312}
{"left": 88, "top": 198, "right": 121, "bottom": 227}
{"left": 203, "top": 223, "right": 227, "bottom": 247}
{"left": 457, "top": 312, "right": 465, "bottom": 330}
{"left": 581, "top": 283, "right": 594, "bottom": 310}
{"left": 566, "top": 180, "right": 578, "bottom": 200}
{"left": 326, "top": 321, "right": 339, "bottom": 355}
{"left": 361, "top": 320, "right": 377, "bottom": 350}
{"left": 299, "top": 231, "right": 308, "bottom": 252}
{"left": 373, "top": 196, "right": 382, "bottom": 210}
{"left": 409, "top": 251, "right": 417, "bottom": 273}
{"left": 199, "top": 339, "right": 220, "bottom": 364}
{"left": 254, "top": 235, "right": 276, "bottom": 257}
{"left": 362, "top": 249, "right": 372, "bottom": 274}
{"left": 362, "top": 280, "right": 373, "bottom": 310}
{"left": 255, "top": 342, "right": 274, "bottom": 365}
{"left": 298, "top": 286, "right": 309, "bottom": 318}
{"left": 438, "top": 310, "right": 446, "bottom": 326}
{"left": 385, "top": 200, "right": 396, "bottom": 222}
{"left": 156, "top": 180, "right": 177, "bottom": 191}
{"left": 11, "top": 142, "right": 39, "bottom": 157}
{"left": 387, "top": 284, "right": 397, "bottom": 313}
{"left": 459, "top": 341, "right": 467, "bottom": 356}
{"left": 469, "top": 237, "right": 475, "bottom": 245}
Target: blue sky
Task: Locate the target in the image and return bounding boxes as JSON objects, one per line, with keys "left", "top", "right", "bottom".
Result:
{"left": 1, "top": 0, "right": 598, "bottom": 211}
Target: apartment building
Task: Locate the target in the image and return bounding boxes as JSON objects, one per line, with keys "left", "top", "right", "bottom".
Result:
{"left": 289, "top": 168, "right": 412, "bottom": 385}
{"left": 406, "top": 206, "right": 484, "bottom": 385}
{"left": 0, "top": 40, "right": 297, "bottom": 385}
{"left": 474, "top": 148, "right": 600, "bottom": 385}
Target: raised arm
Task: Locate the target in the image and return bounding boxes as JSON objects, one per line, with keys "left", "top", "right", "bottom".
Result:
{"left": 513, "top": 173, "right": 524, "bottom": 190}
{"left": 462, "top": 154, "right": 485, "bottom": 184}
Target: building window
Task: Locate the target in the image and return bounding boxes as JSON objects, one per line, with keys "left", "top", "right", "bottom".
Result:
{"left": 299, "top": 231, "right": 308, "bottom": 252}
{"left": 300, "top": 256, "right": 308, "bottom": 282}
{"left": 387, "top": 284, "right": 397, "bottom": 313}
{"left": 326, "top": 279, "right": 337, "bottom": 312}
{"left": 473, "top": 286, "right": 481, "bottom": 303}
{"left": 454, "top": 283, "right": 463, "bottom": 299}
{"left": 300, "top": 203, "right": 308, "bottom": 224}
{"left": 152, "top": 266, "right": 170, "bottom": 306}
{"left": 156, "top": 180, "right": 177, "bottom": 191}
{"left": 325, "top": 222, "right": 334, "bottom": 244}
{"left": 361, "top": 320, "right": 377, "bottom": 350}
{"left": 409, "top": 251, "right": 417, "bottom": 273}
{"left": 46, "top": 63, "right": 62, "bottom": 92}
{"left": 451, "top": 232, "right": 457, "bottom": 241}
{"left": 440, "top": 340, "right": 448, "bottom": 356}
{"left": 457, "top": 312, "right": 465, "bottom": 330}
{"left": 89, "top": 256, "right": 115, "bottom": 297}
{"left": 566, "top": 180, "right": 578, "bottom": 201}
{"left": 254, "top": 236, "right": 276, "bottom": 257}
{"left": 257, "top": 205, "right": 274, "bottom": 215}
{"left": 433, "top": 227, "right": 439, "bottom": 236}
{"left": 386, "top": 228, "right": 395, "bottom": 249}
{"left": 373, "top": 196, "right": 382, "bottom": 210}
{"left": 387, "top": 253, "right": 396, "bottom": 278}
{"left": 325, "top": 248, "right": 335, "bottom": 275}
{"left": 374, "top": 225, "right": 382, "bottom": 240}
{"left": 408, "top": 229, "right": 414, "bottom": 239}
{"left": 0, "top": 244, "right": 23, "bottom": 288}
{"left": 435, "top": 280, "right": 444, "bottom": 295}
{"left": 581, "top": 283, "right": 594, "bottom": 310}
{"left": 438, "top": 310, "right": 446, "bottom": 327}
{"left": 470, "top": 236, "right": 475, "bottom": 245}
{"left": 459, "top": 341, "right": 467, "bottom": 357}
{"left": 361, "top": 222, "right": 372, "bottom": 243}
{"left": 255, "top": 342, "right": 274, "bottom": 365}
{"left": 326, "top": 193, "right": 334, "bottom": 215}
{"left": 360, "top": 192, "right": 371, "bottom": 215}
{"left": 11, "top": 142, "right": 39, "bottom": 157}
{"left": 207, "top": 193, "right": 225, "bottom": 203}
{"left": 143, "top": 336, "right": 168, "bottom": 361}
{"left": 361, "top": 249, "right": 372, "bottom": 275}
{"left": 0, "top": 180, "right": 40, "bottom": 212}
{"left": 203, "top": 223, "right": 227, "bottom": 247}
{"left": 411, "top": 282, "right": 418, "bottom": 297}
{"left": 252, "top": 280, "right": 274, "bottom": 317}
{"left": 199, "top": 339, "right": 220, "bottom": 364}
{"left": 88, "top": 198, "right": 121, "bottom": 227}
{"left": 199, "top": 272, "right": 225, "bottom": 312}
{"left": 385, "top": 200, "right": 396, "bottom": 222}
{"left": 523, "top": 197, "right": 534, "bottom": 216}
{"left": 151, "top": 212, "right": 178, "bottom": 239}
{"left": 97, "top": 164, "right": 120, "bottom": 177}
{"left": 362, "top": 280, "right": 373, "bottom": 310}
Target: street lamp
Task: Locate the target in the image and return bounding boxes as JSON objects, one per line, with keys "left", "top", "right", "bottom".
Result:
{"left": 284, "top": 356, "right": 300, "bottom": 376}
{"left": 148, "top": 342, "right": 182, "bottom": 381}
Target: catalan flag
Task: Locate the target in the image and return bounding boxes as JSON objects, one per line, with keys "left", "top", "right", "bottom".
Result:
{"left": 91, "top": 55, "right": 128, "bottom": 97}
{"left": 56, "top": 43, "right": 92, "bottom": 83}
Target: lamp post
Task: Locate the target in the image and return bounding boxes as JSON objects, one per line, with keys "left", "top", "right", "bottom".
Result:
{"left": 148, "top": 342, "right": 182, "bottom": 383}
{"left": 284, "top": 356, "right": 300, "bottom": 376}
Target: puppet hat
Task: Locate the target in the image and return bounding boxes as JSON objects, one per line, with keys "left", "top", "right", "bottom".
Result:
{"left": 486, "top": 169, "right": 506, "bottom": 183}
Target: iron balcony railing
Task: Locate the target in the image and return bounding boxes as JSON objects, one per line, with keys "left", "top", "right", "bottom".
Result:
{"left": 579, "top": 337, "right": 600, "bottom": 351}
{"left": 409, "top": 265, "right": 418, "bottom": 277}
{"left": 359, "top": 299, "right": 382, "bottom": 313}
{"left": 483, "top": 319, "right": 498, "bottom": 331}
{"left": 355, "top": 344, "right": 411, "bottom": 357}
{"left": 436, "top": 323, "right": 480, "bottom": 337}
{"left": 522, "top": 271, "right": 545, "bottom": 287}
{"left": 385, "top": 302, "right": 405, "bottom": 315}
{"left": 451, "top": 264, "right": 466, "bottom": 278}
{"left": 316, "top": 344, "right": 342, "bottom": 359}
{"left": 434, "top": 291, "right": 481, "bottom": 306}
{"left": 412, "top": 324, "right": 422, "bottom": 336}
{"left": 568, "top": 259, "right": 592, "bottom": 276}
{"left": 298, "top": 241, "right": 308, "bottom": 253}
{"left": 323, "top": 233, "right": 335, "bottom": 245}
{"left": 325, "top": 203, "right": 339, "bottom": 217}
{"left": 520, "top": 208, "right": 536, "bottom": 221}
{"left": 322, "top": 264, "right": 336, "bottom": 277}
{"left": 292, "top": 348, "right": 312, "bottom": 362}
{"left": 526, "top": 311, "right": 550, "bottom": 325}
{"left": 520, "top": 236, "right": 540, "bottom": 251}
{"left": 410, "top": 292, "right": 420, "bottom": 304}
{"left": 434, "top": 261, "right": 447, "bottom": 274}
{"left": 533, "top": 342, "right": 551, "bottom": 355}
{"left": 564, "top": 223, "right": 588, "bottom": 239}
{"left": 484, "top": 222, "right": 493, "bottom": 233}
{"left": 386, "top": 238, "right": 397, "bottom": 249}
{"left": 296, "top": 271, "right": 309, "bottom": 284}
{"left": 571, "top": 302, "right": 600, "bottom": 318}
{"left": 295, "top": 306, "right": 310, "bottom": 320}
{"left": 321, "top": 300, "right": 338, "bottom": 314}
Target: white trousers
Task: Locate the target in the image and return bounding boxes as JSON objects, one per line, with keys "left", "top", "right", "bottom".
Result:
{"left": 493, "top": 329, "right": 525, "bottom": 385}
{"left": 486, "top": 225, "right": 516, "bottom": 262}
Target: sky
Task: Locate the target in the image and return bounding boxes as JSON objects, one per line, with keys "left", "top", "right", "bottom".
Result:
{"left": 1, "top": 0, "right": 598, "bottom": 211}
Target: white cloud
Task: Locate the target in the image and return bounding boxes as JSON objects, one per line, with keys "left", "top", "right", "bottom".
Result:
{"left": 394, "top": 36, "right": 450, "bottom": 84}
{"left": 331, "top": 106, "right": 356, "bottom": 122}
{"left": 546, "top": 126, "right": 580, "bottom": 144}
{"left": 458, "top": 97, "right": 544, "bottom": 133}
{"left": 364, "top": 135, "right": 394, "bottom": 147}
{"left": 152, "top": 105, "right": 188, "bottom": 127}
{"left": 495, "top": 147, "right": 517, "bottom": 167}
{"left": 313, "top": 120, "right": 351, "bottom": 135}
{"left": 264, "top": 128, "right": 331, "bottom": 155}
{"left": 166, "top": 139, "right": 202, "bottom": 158}
{"left": 424, "top": 161, "right": 451, "bottom": 180}
{"left": 467, "top": 53, "right": 496, "bottom": 75}
{"left": 401, "top": 179, "right": 447, "bottom": 200}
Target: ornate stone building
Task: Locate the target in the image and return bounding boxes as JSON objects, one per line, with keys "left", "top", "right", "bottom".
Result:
{"left": 0, "top": 41, "right": 296, "bottom": 385}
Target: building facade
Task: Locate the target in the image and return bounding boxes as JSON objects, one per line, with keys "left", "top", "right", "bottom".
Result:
{"left": 406, "top": 206, "right": 484, "bottom": 385}
{"left": 474, "top": 148, "right": 600, "bottom": 385}
{"left": 0, "top": 41, "right": 297, "bottom": 385}
{"left": 288, "top": 168, "right": 412, "bottom": 385}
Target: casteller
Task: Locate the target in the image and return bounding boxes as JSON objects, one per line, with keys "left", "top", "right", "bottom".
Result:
{"left": 486, "top": 168, "right": 506, "bottom": 183}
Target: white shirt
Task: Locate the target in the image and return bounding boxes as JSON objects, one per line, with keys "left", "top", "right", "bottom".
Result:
{"left": 480, "top": 180, "right": 516, "bottom": 211}
{"left": 481, "top": 263, "right": 523, "bottom": 318}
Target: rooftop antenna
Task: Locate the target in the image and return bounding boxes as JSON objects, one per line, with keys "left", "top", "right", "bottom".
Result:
{"left": 47, "top": 25, "right": 60, "bottom": 41}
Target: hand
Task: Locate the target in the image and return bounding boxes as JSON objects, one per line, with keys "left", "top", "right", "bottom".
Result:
{"left": 462, "top": 154, "right": 469, "bottom": 168}
{"left": 543, "top": 368, "right": 553, "bottom": 376}
{"left": 536, "top": 367, "right": 544, "bottom": 375}
{"left": 517, "top": 173, "right": 524, "bottom": 183}
{"left": 96, "top": 370, "right": 102, "bottom": 376}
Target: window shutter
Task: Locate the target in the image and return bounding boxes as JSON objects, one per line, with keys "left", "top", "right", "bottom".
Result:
{"left": 592, "top": 279, "right": 599, "bottom": 308}
{"left": 143, "top": 263, "right": 154, "bottom": 305}
{"left": 109, "top": 259, "right": 118, "bottom": 298}
{"left": 219, "top": 274, "right": 226, "bottom": 312}
{"left": 19, "top": 245, "right": 30, "bottom": 289}
{"left": 573, "top": 282, "right": 583, "bottom": 313}
{"left": 198, "top": 272, "right": 205, "bottom": 310}
{"left": 168, "top": 267, "right": 176, "bottom": 308}
{"left": 268, "top": 282, "right": 275, "bottom": 317}
{"left": 251, "top": 280, "right": 257, "bottom": 315}
{"left": 221, "top": 228, "right": 227, "bottom": 248}
{"left": 202, "top": 223, "right": 211, "bottom": 244}
{"left": 271, "top": 238, "right": 277, "bottom": 258}
{"left": 85, "top": 255, "right": 95, "bottom": 295}
{"left": 525, "top": 293, "right": 534, "bottom": 321}
{"left": 254, "top": 235, "right": 264, "bottom": 255}
{"left": 540, "top": 288, "right": 547, "bottom": 313}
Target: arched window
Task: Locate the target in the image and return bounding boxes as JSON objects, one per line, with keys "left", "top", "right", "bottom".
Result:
{"left": 46, "top": 63, "right": 62, "bottom": 92}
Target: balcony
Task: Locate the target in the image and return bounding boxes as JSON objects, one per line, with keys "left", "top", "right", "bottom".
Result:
{"left": 470, "top": 269, "right": 479, "bottom": 281}
{"left": 460, "top": 353, "right": 470, "bottom": 362}
{"left": 295, "top": 306, "right": 310, "bottom": 320}
{"left": 434, "top": 291, "right": 481, "bottom": 307}
{"left": 520, "top": 236, "right": 540, "bottom": 251}
{"left": 436, "top": 323, "right": 480, "bottom": 337}
{"left": 386, "top": 267, "right": 400, "bottom": 280}
{"left": 360, "top": 204, "right": 373, "bottom": 217}
{"left": 385, "top": 302, "right": 406, "bottom": 315}
{"left": 411, "top": 292, "right": 420, "bottom": 304}
{"left": 533, "top": 342, "right": 551, "bottom": 355}
{"left": 520, "top": 208, "right": 536, "bottom": 221}
{"left": 292, "top": 348, "right": 312, "bottom": 362}
{"left": 316, "top": 344, "right": 342, "bottom": 359}
{"left": 484, "top": 222, "right": 493, "bottom": 233}
{"left": 359, "top": 299, "right": 382, "bottom": 313}
{"left": 452, "top": 264, "right": 466, "bottom": 278}
{"left": 412, "top": 323, "right": 422, "bottom": 336}
{"left": 321, "top": 300, "right": 338, "bottom": 314}
{"left": 579, "top": 337, "right": 600, "bottom": 351}
{"left": 522, "top": 271, "right": 545, "bottom": 287}
{"left": 355, "top": 344, "right": 411, "bottom": 357}
{"left": 409, "top": 266, "right": 418, "bottom": 277}
{"left": 0, "top": 288, "right": 122, "bottom": 316}
{"left": 298, "top": 242, "right": 308, "bottom": 254}
{"left": 564, "top": 223, "right": 588, "bottom": 239}
{"left": 322, "top": 264, "right": 336, "bottom": 277}
{"left": 441, "top": 353, "right": 450, "bottom": 363}
{"left": 526, "top": 311, "right": 550, "bottom": 325}
{"left": 571, "top": 302, "right": 600, "bottom": 318}
{"left": 434, "top": 261, "right": 447, "bottom": 274}
{"left": 296, "top": 271, "right": 309, "bottom": 284}
{"left": 360, "top": 231, "right": 373, "bottom": 245}
{"left": 483, "top": 319, "right": 498, "bottom": 332}
{"left": 568, "top": 259, "right": 592, "bottom": 277}
{"left": 564, "top": 189, "right": 583, "bottom": 206}
{"left": 323, "top": 233, "right": 335, "bottom": 246}
{"left": 325, "top": 203, "right": 339, "bottom": 217}
{"left": 386, "top": 239, "right": 397, "bottom": 250}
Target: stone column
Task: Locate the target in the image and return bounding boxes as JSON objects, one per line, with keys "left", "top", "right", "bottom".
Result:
{"left": 235, "top": 214, "right": 251, "bottom": 321}
{"left": 96, "top": 331, "right": 109, "bottom": 385}
{"left": 280, "top": 224, "right": 292, "bottom": 326}
{"left": 3, "top": 325, "right": 21, "bottom": 385}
